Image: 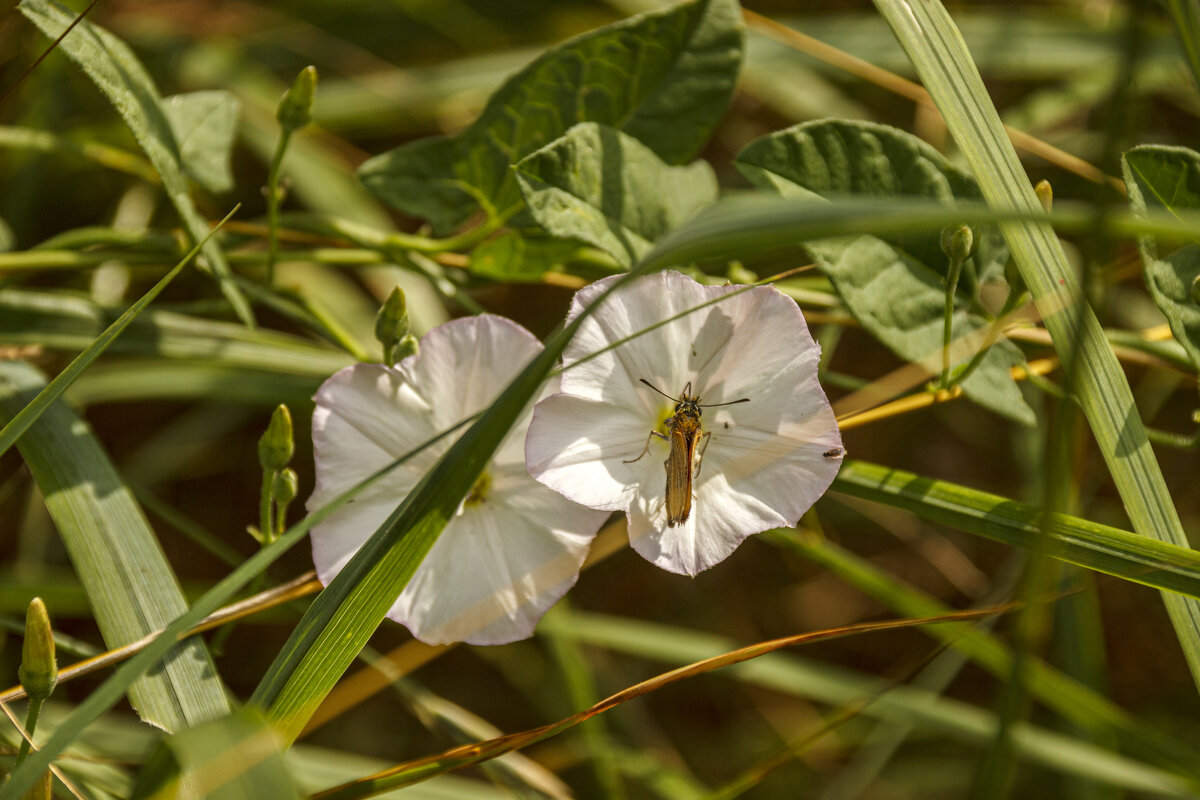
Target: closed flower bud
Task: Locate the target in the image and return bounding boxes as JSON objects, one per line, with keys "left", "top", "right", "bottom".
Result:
{"left": 940, "top": 224, "right": 974, "bottom": 263}
{"left": 1035, "top": 179, "right": 1053, "bottom": 213}
{"left": 258, "top": 405, "right": 294, "bottom": 472}
{"left": 272, "top": 468, "right": 299, "bottom": 506}
{"left": 375, "top": 286, "right": 413, "bottom": 363}
{"left": 18, "top": 598, "right": 56, "bottom": 702}
{"left": 277, "top": 66, "right": 317, "bottom": 133}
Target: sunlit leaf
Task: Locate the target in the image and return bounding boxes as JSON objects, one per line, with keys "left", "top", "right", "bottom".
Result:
{"left": 516, "top": 122, "right": 719, "bottom": 267}
{"left": 358, "top": 0, "right": 743, "bottom": 233}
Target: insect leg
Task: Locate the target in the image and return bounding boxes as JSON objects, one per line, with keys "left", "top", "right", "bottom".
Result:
{"left": 693, "top": 431, "right": 713, "bottom": 478}
{"left": 624, "top": 429, "right": 668, "bottom": 463}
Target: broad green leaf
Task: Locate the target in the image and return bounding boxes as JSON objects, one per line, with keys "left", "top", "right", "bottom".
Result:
{"left": 1121, "top": 145, "right": 1200, "bottom": 371}
{"left": 0, "top": 362, "right": 230, "bottom": 732}
{"left": 872, "top": 0, "right": 1200, "bottom": 693}
{"left": 736, "top": 120, "right": 1007, "bottom": 291}
{"left": 358, "top": 0, "right": 743, "bottom": 233}
{"left": 515, "top": 122, "right": 719, "bottom": 267}
{"left": 541, "top": 610, "right": 1199, "bottom": 797}
{"left": 735, "top": 120, "right": 1032, "bottom": 424}
{"left": 18, "top": 0, "right": 253, "bottom": 326}
{"left": 470, "top": 230, "right": 596, "bottom": 283}
{"left": 0, "top": 288, "right": 351, "bottom": 377}
{"left": 161, "top": 91, "right": 241, "bottom": 195}
{"left": 130, "top": 710, "right": 299, "bottom": 800}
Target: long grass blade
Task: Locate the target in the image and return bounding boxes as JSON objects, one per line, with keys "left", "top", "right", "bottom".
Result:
{"left": 871, "top": 0, "right": 1200, "bottom": 693}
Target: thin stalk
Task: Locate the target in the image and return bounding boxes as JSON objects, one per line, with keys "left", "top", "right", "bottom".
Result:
{"left": 264, "top": 130, "right": 292, "bottom": 286}
{"left": 13, "top": 697, "right": 44, "bottom": 768}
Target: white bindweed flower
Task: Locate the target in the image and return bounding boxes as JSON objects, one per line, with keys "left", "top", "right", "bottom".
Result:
{"left": 308, "top": 315, "right": 608, "bottom": 645}
{"left": 526, "top": 271, "right": 843, "bottom": 576}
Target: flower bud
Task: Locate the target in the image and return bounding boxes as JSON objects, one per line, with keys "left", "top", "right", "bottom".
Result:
{"left": 375, "top": 286, "right": 413, "bottom": 363}
{"left": 18, "top": 598, "right": 56, "bottom": 702}
{"left": 258, "top": 405, "right": 294, "bottom": 472}
{"left": 1035, "top": 179, "right": 1053, "bottom": 213}
{"left": 277, "top": 66, "right": 317, "bottom": 133}
{"left": 272, "top": 468, "right": 299, "bottom": 506}
{"left": 940, "top": 224, "right": 974, "bottom": 263}
{"left": 393, "top": 334, "right": 419, "bottom": 361}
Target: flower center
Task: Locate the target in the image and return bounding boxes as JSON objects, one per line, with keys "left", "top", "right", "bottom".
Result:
{"left": 464, "top": 470, "right": 492, "bottom": 506}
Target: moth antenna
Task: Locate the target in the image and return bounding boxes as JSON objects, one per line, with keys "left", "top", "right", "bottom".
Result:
{"left": 700, "top": 397, "right": 751, "bottom": 408}
{"left": 638, "top": 378, "right": 677, "bottom": 401}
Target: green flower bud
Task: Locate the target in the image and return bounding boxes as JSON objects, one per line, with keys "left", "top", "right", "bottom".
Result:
{"left": 277, "top": 66, "right": 317, "bottom": 133}
{"left": 375, "top": 286, "right": 413, "bottom": 363}
{"left": 272, "top": 468, "right": 299, "bottom": 506}
{"left": 393, "top": 333, "right": 419, "bottom": 361}
{"left": 940, "top": 225, "right": 974, "bottom": 263}
{"left": 258, "top": 405, "right": 294, "bottom": 472}
{"left": 18, "top": 598, "right": 56, "bottom": 702}
{"left": 1035, "top": 179, "right": 1053, "bottom": 213}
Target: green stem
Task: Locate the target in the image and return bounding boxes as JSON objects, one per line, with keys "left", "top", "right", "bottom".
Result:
{"left": 260, "top": 470, "right": 276, "bottom": 545}
{"left": 950, "top": 291, "right": 1025, "bottom": 388}
{"left": 940, "top": 256, "right": 965, "bottom": 389}
{"left": 1144, "top": 426, "right": 1200, "bottom": 449}
{"left": 264, "top": 130, "right": 293, "bottom": 286}
{"left": 14, "top": 696, "right": 44, "bottom": 768}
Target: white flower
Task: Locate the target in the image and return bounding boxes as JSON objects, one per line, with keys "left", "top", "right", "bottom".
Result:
{"left": 526, "top": 271, "right": 843, "bottom": 577}
{"left": 307, "top": 315, "right": 608, "bottom": 645}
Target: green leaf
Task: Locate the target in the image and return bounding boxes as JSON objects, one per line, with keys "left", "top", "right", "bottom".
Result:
{"left": 515, "top": 122, "right": 719, "bottom": 267}
{"left": 0, "top": 362, "right": 231, "bottom": 731}
{"left": 469, "top": 230, "right": 592, "bottom": 283}
{"left": 357, "top": 0, "right": 743, "bottom": 233}
{"left": 18, "top": 0, "right": 253, "bottom": 327}
{"left": 130, "top": 709, "right": 299, "bottom": 800}
{"left": 1121, "top": 144, "right": 1200, "bottom": 371}
{"left": 736, "top": 120, "right": 1007, "bottom": 290}
{"left": 872, "top": 0, "right": 1200, "bottom": 694}
{"left": 161, "top": 91, "right": 241, "bottom": 195}
{"left": 735, "top": 120, "right": 1032, "bottom": 425}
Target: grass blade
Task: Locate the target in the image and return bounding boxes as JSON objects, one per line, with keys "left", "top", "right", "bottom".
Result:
{"left": 0, "top": 206, "right": 236, "bottom": 459}
{"left": 832, "top": 459, "right": 1200, "bottom": 600}
{"left": 871, "top": 0, "right": 1200, "bottom": 693}
{"left": 17, "top": 0, "right": 253, "bottom": 326}
{"left": 0, "top": 362, "right": 231, "bottom": 731}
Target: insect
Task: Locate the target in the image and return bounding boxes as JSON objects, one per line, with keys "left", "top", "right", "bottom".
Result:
{"left": 625, "top": 379, "right": 749, "bottom": 527}
{"left": 823, "top": 447, "right": 845, "bottom": 459}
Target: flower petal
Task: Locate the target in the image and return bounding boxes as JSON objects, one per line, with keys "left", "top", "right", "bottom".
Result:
{"left": 391, "top": 488, "right": 601, "bottom": 645}
{"left": 560, "top": 272, "right": 752, "bottom": 411}
{"left": 309, "top": 313, "right": 602, "bottom": 646}
{"left": 403, "top": 314, "right": 545, "bottom": 430}
{"left": 526, "top": 393, "right": 663, "bottom": 511}
{"left": 536, "top": 270, "right": 843, "bottom": 574}
{"left": 307, "top": 363, "right": 439, "bottom": 514}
